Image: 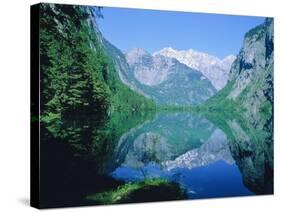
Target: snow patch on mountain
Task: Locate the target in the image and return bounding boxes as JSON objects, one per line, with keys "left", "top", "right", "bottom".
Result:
{"left": 153, "top": 47, "right": 236, "bottom": 90}
{"left": 125, "top": 48, "right": 216, "bottom": 105}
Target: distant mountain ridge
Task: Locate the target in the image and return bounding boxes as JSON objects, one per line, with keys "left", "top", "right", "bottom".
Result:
{"left": 123, "top": 48, "right": 216, "bottom": 105}
{"left": 153, "top": 47, "right": 236, "bottom": 90}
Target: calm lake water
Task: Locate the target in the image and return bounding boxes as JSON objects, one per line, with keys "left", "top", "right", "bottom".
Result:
{"left": 40, "top": 111, "right": 273, "bottom": 207}
{"left": 107, "top": 112, "right": 254, "bottom": 199}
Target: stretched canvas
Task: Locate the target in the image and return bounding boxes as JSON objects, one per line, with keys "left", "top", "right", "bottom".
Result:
{"left": 31, "top": 3, "right": 274, "bottom": 209}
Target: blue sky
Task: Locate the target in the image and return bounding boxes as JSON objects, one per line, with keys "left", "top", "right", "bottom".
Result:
{"left": 96, "top": 7, "right": 265, "bottom": 59}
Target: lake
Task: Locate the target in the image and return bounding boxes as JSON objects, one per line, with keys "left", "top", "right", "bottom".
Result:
{"left": 40, "top": 111, "right": 273, "bottom": 207}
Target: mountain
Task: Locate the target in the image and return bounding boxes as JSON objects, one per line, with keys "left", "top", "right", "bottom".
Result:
{"left": 154, "top": 48, "right": 236, "bottom": 90}
{"left": 204, "top": 18, "right": 274, "bottom": 194}
{"left": 228, "top": 18, "right": 273, "bottom": 117}
{"left": 207, "top": 18, "right": 273, "bottom": 128}
{"left": 39, "top": 4, "right": 156, "bottom": 130}
{"left": 123, "top": 48, "right": 216, "bottom": 105}
{"left": 126, "top": 48, "right": 174, "bottom": 86}
{"left": 102, "top": 41, "right": 152, "bottom": 99}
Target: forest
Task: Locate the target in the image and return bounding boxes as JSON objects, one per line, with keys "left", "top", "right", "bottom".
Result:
{"left": 39, "top": 4, "right": 155, "bottom": 128}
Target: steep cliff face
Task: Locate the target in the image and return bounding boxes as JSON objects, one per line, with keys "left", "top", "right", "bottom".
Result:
{"left": 227, "top": 18, "right": 274, "bottom": 125}
{"left": 207, "top": 18, "right": 273, "bottom": 127}
{"left": 204, "top": 18, "right": 274, "bottom": 195}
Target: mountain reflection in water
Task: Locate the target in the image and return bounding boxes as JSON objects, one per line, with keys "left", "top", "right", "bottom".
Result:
{"left": 108, "top": 112, "right": 273, "bottom": 198}
{"left": 40, "top": 111, "right": 273, "bottom": 207}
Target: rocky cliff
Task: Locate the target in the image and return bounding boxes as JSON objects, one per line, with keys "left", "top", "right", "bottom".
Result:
{"left": 228, "top": 18, "right": 273, "bottom": 126}
{"left": 204, "top": 18, "right": 274, "bottom": 195}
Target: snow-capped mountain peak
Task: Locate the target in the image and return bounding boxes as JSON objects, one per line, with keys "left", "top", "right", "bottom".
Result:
{"left": 124, "top": 48, "right": 216, "bottom": 105}
{"left": 153, "top": 48, "right": 236, "bottom": 90}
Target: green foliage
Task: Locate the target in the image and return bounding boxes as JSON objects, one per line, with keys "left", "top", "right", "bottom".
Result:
{"left": 110, "top": 80, "right": 156, "bottom": 113}
{"left": 196, "top": 75, "right": 271, "bottom": 144}
{"left": 204, "top": 81, "right": 237, "bottom": 110}
{"left": 90, "top": 111, "right": 155, "bottom": 163}
{"left": 86, "top": 178, "right": 185, "bottom": 204}
{"left": 42, "top": 107, "right": 155, "bottom": 167}
{"left": 39, "top": 3, "right": 155, "bottom": 130}
{"left": 40, "top": 4, "right": 107, "bottom": 119}
{"left": 260, "top": 100, "right": 272, "bottom": 118}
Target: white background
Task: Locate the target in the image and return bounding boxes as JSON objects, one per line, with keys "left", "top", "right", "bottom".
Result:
{"left": 0, "top": 0, "right": 280, "bottom": 211}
